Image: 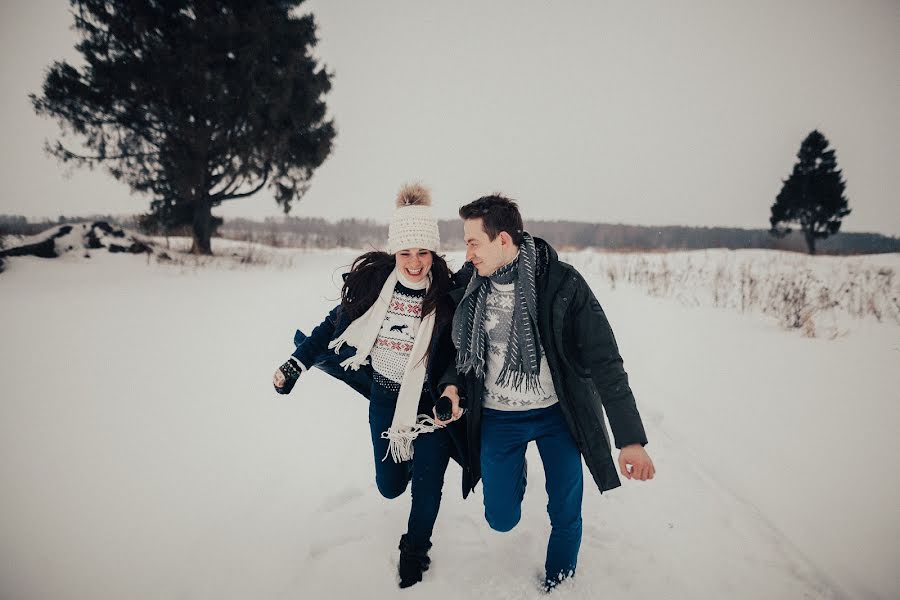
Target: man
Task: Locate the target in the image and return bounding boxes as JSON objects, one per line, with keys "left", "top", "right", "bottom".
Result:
{"left": 438, "top": 195, "right": 654, "bottom": 591}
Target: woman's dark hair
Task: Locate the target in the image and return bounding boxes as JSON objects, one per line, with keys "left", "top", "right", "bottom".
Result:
{"left": 341, "top": 250, "right": 453, "bottom": 327}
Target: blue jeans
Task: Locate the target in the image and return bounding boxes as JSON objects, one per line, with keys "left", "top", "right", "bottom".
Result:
{"left": 481, "top": 404, "right": 583, "bottom": 587}
{"left": 368, "top": 384, "right": 452, "bottom": 548}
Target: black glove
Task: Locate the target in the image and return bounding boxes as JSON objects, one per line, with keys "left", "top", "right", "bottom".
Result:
{"left": 434, "top": 393, "right": 466, "bottom": 421}
{"left": 274, "top": 357, "right": 303, "bottom": 394}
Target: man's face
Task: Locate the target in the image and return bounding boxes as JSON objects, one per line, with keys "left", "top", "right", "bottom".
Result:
{"left": 464, "top": 218, "right": 508, "bottom": 277}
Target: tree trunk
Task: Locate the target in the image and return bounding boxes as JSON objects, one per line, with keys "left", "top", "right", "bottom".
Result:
{"left": 803, "top": 227, "right": 816, "bottom": 255}
{"left": 185, "top": 122, "right": 213, "bottom": 255}
{"left": 190, "top": 198, "right": 213, "bottom": 255}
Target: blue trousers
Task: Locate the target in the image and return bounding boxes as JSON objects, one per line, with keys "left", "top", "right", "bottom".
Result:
{"left": 481, "top": 403, "right": 584, "bottom": 587}
{"left": 368, "top": 384, "right": 452, "bottom": 548}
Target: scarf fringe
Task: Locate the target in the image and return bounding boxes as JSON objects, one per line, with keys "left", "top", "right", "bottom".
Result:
{"left": 496, "top": 366, "right": 544, "bottom": 394}
{"left": 380, "top": 414, "right": 442, "bottom": 463}
{"left": 457, "top": 354, "right": 485, "bottom": 380}
{"left": 328, "top": 336, "right": 369, "bottom": 370}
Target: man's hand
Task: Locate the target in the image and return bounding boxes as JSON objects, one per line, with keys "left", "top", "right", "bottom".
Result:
{"left": 433, "top": 384, "right": 463, "bottom": 425}
{"left": 618, "top": 444, "right": 655, "bottom": 481}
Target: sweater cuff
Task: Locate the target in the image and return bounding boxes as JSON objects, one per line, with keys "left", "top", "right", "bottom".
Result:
{"left": 288, "top": 352, "right": 310, "bottom": 372}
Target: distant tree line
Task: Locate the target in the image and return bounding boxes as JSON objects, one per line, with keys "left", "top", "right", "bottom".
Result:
{"left": 210, "top": 217, "right": 900, "bottom": 254}
{"left": 2, "top": 214, "right": 897, "bottom": 255}
{"left": 523, "top": 221, "right": 897, "bottom": 254}
{"left": 0, "top": 214, "right": 137, "bottom": 237}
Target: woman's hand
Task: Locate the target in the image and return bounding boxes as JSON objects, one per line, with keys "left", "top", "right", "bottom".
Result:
{"left": 273, "top": 358, "right": 303, "bottom": 394}
{"left": 273, "top": 369, "right": 286, "bottom": 388}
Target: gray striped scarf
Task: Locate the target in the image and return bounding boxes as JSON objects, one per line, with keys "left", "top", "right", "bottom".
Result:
{"left": 452, "top": 233, "right": 543, "bottom": 392}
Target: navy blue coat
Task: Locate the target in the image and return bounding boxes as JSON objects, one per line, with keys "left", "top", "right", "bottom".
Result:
{"left": 290, "top": 302, "right": 471, "bottom": 497}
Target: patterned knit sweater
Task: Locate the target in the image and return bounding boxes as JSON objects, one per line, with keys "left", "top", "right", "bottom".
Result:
{"left": 483, "top": 280, "right": 559, "bottom": 410}
{"left": 370, "top": 281, "right": 426, "bottom": 392}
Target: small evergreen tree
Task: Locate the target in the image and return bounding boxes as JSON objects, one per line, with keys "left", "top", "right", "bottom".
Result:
{"left": 769, "top": 130, "right": 850, "bottom": 254}
{"left": 32, "top": 0, "right": 335, "bottom": 254}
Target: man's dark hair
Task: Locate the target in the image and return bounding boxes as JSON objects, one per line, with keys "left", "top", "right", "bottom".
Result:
{"left": 458, "top": 194, "right": 524, "bottom": 246}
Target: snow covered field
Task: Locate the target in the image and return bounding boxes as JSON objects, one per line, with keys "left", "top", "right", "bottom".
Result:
{"left": 1, "top": 246, "right": 898, "bottom": 600}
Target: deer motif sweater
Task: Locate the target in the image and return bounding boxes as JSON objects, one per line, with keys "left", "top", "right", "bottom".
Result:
{"left": 370, "top": 281, "right": 427, "bottom": 392}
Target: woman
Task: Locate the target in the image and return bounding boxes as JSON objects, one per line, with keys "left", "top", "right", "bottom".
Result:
{"left": 272, "top": 184, "right": 463, "bottom": 588}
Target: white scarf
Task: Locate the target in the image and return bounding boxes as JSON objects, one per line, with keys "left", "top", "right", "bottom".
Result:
{"left": 327, "top": 268, "right": 439, "bottom": 462}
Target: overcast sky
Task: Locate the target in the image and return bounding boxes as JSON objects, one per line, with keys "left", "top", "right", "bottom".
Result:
{"left": 1, "top": 0, "right": 898, "bottom": 235}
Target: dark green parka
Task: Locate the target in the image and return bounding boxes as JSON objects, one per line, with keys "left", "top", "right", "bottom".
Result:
{"left": 443, "top": 238, "right": 648, "bottom": 495}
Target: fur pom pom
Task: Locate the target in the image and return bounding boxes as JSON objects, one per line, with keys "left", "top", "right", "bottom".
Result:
{"left": 396, "top": 183, "right": 432, "bottom": 208}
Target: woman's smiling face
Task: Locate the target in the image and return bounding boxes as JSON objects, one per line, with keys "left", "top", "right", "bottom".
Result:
{"left": 395, "top": 248, "right": 433, "bottom": 283}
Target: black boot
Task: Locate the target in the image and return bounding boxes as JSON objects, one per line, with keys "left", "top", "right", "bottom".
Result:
{"left": 398, "top": 534, "right": 432, "bottom": 588}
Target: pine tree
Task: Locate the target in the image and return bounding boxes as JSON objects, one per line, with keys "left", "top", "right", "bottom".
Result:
{"left": 769, "top": 130, "right": 850, "bottom": 254}
{"left": 31, "top": 0, "right": 335, "bottom": 254}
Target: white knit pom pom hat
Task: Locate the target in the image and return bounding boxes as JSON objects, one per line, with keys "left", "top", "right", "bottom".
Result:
{"left": 387, "top": 183, "right": 440, "bottom": 254}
